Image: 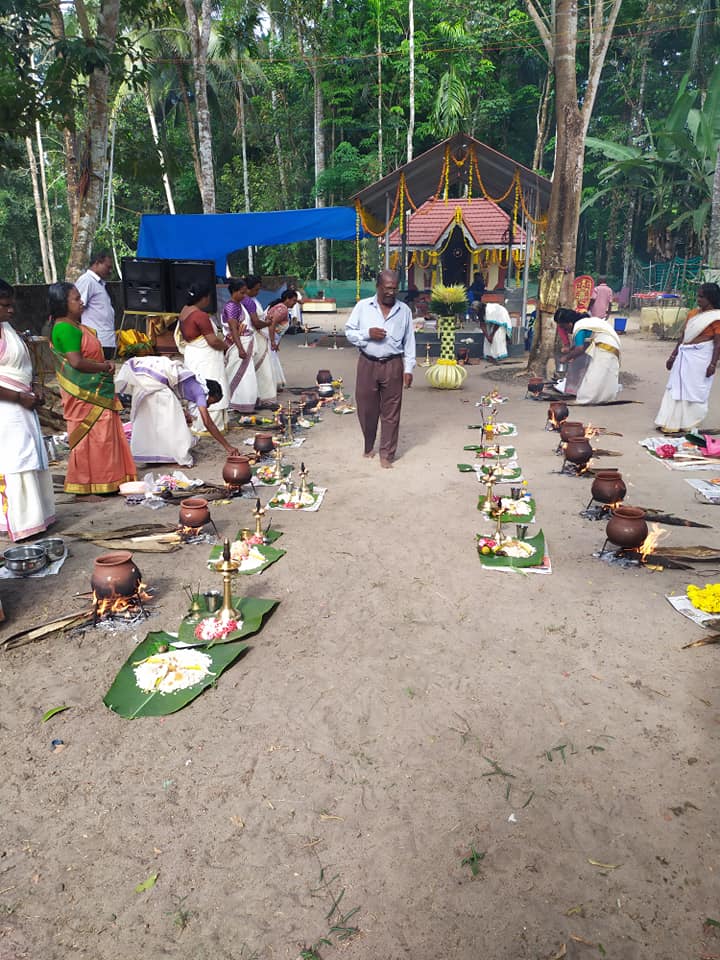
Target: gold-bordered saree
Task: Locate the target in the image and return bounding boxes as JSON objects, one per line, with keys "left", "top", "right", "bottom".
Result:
{"left": 52, "top": 325, "right": 136, "bottom": 494}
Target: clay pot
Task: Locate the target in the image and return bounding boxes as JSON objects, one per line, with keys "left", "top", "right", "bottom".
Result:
{"left": 564, "top": 436, "right": 593, "bottom": 466}
{"left": 591, "top": 469, "right": 627, "bottom": 505}
{"left": 316, "top": 369, "right": 333, "bottom": 384}
{"left": 276, "top": 409, "right": 299, "bottom": 428}
{"left": 179, "top": 497, "right": 211, "bottom": 528}
{"left": 253, "top": 432, "right": 275, "bottom": 455}
{"left": 606, "top": 506, "right": 648, "bottom": 549}
{"left": 91, "top": 551, "right": 142, "bottom": 599}
{"left": 222, "top": 455, "right": 252, "bottom": 488}
{"left": 527, "top": 377, "right": 544, "bottom": 394}
{"left": 300, "top": 393, "right": 317, "bottom": 414}
{"left": 548, "top": 401, "right": 569, "bottom": 425}
{"left": 560, "top": 420, "right": 585, "bottom": 442}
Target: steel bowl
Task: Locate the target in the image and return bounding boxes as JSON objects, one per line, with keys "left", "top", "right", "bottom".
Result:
{"left": 35, "top": 538, "right": 66, "bottom": 561}
{"left": 3, "top": 545, "right": 47, "bottom": 575}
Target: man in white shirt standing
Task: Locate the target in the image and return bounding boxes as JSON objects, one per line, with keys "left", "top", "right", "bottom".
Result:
{"left": 345, "top": 270, "right": 415, "bottom": 469}
{"left": 74, "top": 250, "right": 116, "bottom": 359}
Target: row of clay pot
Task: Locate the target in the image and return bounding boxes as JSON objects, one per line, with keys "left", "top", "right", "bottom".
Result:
{"left": 543, "top": 404, "right": 649, "bottom": 549}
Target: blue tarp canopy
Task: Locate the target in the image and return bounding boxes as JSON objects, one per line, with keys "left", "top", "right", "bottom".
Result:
{"left": 137, "top": 207, "right": 360, "bottom": 275}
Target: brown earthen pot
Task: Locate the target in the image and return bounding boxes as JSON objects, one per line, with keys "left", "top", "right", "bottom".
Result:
{"left": 179, "top": 497, "right": 211, "bottom": 528}
{"left": 560, "top": 420, "right": 585, "bottom": 442}
{"left": 606, "top": 506, "right": 648, "bottom": 549}
{"left": 564, "top": 436, "right": 593, "bottom": 466}
{"left": 548, "top": 401, "right": 569, "bottom": 425}
{"left": 591, "top": 469, "right": 627, "bottom": 505}
{"left": 316, "top": 369, "right": 333, "bottom": 384}
{"left": 91, "top": 551, "right": 142, "bottom": 599}
{"left": 527, "top": 377, "right": 544, "bottom": 394}
{"left": 254, "top": 432, "right": 275, "bottom": 455}
{"left": 222, "top": 455, "right": 252, "bottom": 488}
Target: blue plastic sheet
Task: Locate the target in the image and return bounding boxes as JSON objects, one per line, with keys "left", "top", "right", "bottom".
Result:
{"left": 137, "top": 208, "right": 360, "bottom": 275}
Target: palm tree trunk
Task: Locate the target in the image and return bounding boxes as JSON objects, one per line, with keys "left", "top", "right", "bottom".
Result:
{"left": 25, "top": 136, "right": 52, "bottom": 282}
{"left": 709, "top": 144, "right": 720, "bottom": 269}
{"left": 176, "top": 68, "right": 204, "bottom": 192}
{"left": 183, "top": 0, "right": 216, "bottom": 214}
{"left": 532, "top": 68, "right": 552, "bottom": 170}
{"left": 235, "top": 70, "right": 254, "bottom": 272}
{"left": 270, "top": 90, "right": 289, "bottom": 208}
{"left": 144, "top": 89, "right": 176, "bottom": 213}
{"left": 35, "top": 121, "right": 57, "bottom": 281}
{"left": 406, "top": 0, "right": 415, "bottom": 162}
{"left": 312, "top": 59, "right": 328, "bottom": 280}
{"left": 47, "top": 0, "right": 80, "bottom": 233}
{"left": 65, "top": 0, "right": 122, "bottom": 280}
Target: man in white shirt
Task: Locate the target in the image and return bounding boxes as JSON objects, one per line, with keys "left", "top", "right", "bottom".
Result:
{"left": 74, "top": 250, "right": 116, "bottom": 359}
{"left": 345, "top": 270, "right": 416, "bottom": 468}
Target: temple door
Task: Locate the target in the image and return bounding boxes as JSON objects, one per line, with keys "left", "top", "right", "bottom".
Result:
{"left": 441, "top": 226, "right": 469, "bottom": 287}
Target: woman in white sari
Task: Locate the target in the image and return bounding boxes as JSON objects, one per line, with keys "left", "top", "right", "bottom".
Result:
{"left": 656, "top": 283, "right": 720, "bottom": 433}
{"left": 242, "top": 275, "right": 276, "bottom": 408}
{"left": 115, "top": 356, "right": 239, "bottom": 465}
{"left": 222, "top": 278, "right": 257, "bottom": 413}
{"left": 570, "top": 316, "right": 622, "bottom": 404}
{"left": 173, "top": 284, "right": 229, "bottom": 433}
{"left": 479, "top": 302, "right": 511, "bottom": 361}
{"left": 0, "top": 280, "right": 55, "bottom": 541}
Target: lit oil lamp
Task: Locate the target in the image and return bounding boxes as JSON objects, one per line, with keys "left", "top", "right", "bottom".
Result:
{"left": 215, "top": 538, "right": 240, "bottom": 619}
{"left": 253, "top": 498, "right": 266, "bottom": 539}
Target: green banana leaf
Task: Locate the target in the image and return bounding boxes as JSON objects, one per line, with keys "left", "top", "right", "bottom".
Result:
{"left": 478, "top": 464, "right": 523, "bottom": 481}
{"left": 464, "top": 445, "right": 516, "bottom": 459}
{"left": 457, "top": 463, "right": 476, "bottom": 472}
{"left": 476, "top": 530, "right": 546, "bottom": 569}
{"left": 477, "top": 496, "right": 536, "bottom": 523}
{"left": 252, "top": 464, "right": 293, "bottom": 483}
{"left": 177, "top": 595, "right": 278, "bottom": 646}
{"left": 103, "top": 597, "right": 278, "bottom": 718}
{"left": 207, "top": 540, "right": 285, "bottom": 574}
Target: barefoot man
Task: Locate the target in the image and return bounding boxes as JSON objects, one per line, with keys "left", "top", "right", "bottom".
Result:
{"left": 345, "top": 270, "right": 415, "bottom": 468}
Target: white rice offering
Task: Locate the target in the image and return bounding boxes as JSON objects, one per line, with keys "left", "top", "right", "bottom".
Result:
{"left": 134, "top": 649, "right": 213, "bottom": 694}
{"left": 498, "top": 498, "right": 532, "bottom": 515}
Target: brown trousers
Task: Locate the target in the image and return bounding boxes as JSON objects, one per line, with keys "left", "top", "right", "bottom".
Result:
{"left": 355, "top": 354, "right": 404, "bottom": 460}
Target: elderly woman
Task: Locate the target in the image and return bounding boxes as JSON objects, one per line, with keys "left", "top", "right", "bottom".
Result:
{"left": 656, "top": 282, "right": 720, "bottom": 433}
{"left": 0, "top": 278, "right": 55, "bottom": 538}
{"left": 174, "top": 283, "right": 229, "bottom": 433}
{"left": 50, "top": 281, "right": 136, "bottom": 496}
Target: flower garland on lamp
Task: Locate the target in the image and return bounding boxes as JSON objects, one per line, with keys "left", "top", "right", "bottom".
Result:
{"left": 425, "top": 283, "right": 468, "bottom": 390}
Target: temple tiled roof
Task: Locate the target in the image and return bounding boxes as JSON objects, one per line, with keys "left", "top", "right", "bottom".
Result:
{"left": 387, "top": 198, "right": 525, "bottom": 249}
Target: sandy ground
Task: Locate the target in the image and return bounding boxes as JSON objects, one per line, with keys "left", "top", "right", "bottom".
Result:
{"left": 1, "top": 314, "right": 720, "bottom": 960}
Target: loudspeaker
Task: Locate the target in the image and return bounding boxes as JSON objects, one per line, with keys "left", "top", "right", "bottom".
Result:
{"left": 168, "top": 260, "right": 218, "bottom": 314}
{"left": 121, "top": 257, "right": 170, "bottom": 312}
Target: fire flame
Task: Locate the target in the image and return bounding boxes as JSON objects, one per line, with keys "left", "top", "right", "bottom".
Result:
{"left": 584, "top": 422, "right": 600, "bottom": 439}
{"left": 93, "top": 583, "right": 152, "bottom": 619}
{"left": 180, "top": 524, "right": 203, "bottom": 538}
{"left": 638, "top": 523, "right": 668, "bottom": 561}
{"left": 548, "top": 410, "right": 560, "bottom": 430}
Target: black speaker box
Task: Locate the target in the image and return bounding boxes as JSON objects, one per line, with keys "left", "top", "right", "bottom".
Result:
{"left": 121, "top": 257, "right": 169, "bottom": 312}
{"left": 168, "top": 260, "right": 218, "bottom": 314}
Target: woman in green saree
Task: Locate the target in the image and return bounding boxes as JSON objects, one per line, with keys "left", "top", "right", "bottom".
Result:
{"left": 50, "top": 282, "right": 136, "bottom": 495}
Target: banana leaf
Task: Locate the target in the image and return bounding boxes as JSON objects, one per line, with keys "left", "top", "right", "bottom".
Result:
{"left": 476, "top": 530, "right": 546, "bottom": 568}
{"left": 252, "top": 464, "right": 293, "bottom": 484}
{"left": 477, "top": 496, "right": 536, "bottom": 523}
{"left": 478, "top": 464, "right": 522, "bottom": 481}
{"left": 207, "top": 541, "right": 285, "bottom": 574}
{"left": 177, "top": 595, "right": 278, "bottom": 646}
{"left": 103, "top": 597, "right": 278, "bottom": 718}
{"left": 457, "top": 463, "right": 476, "bottom": 472}
{"left": 464, "top": 445, "right": 516, "bottom": 459}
